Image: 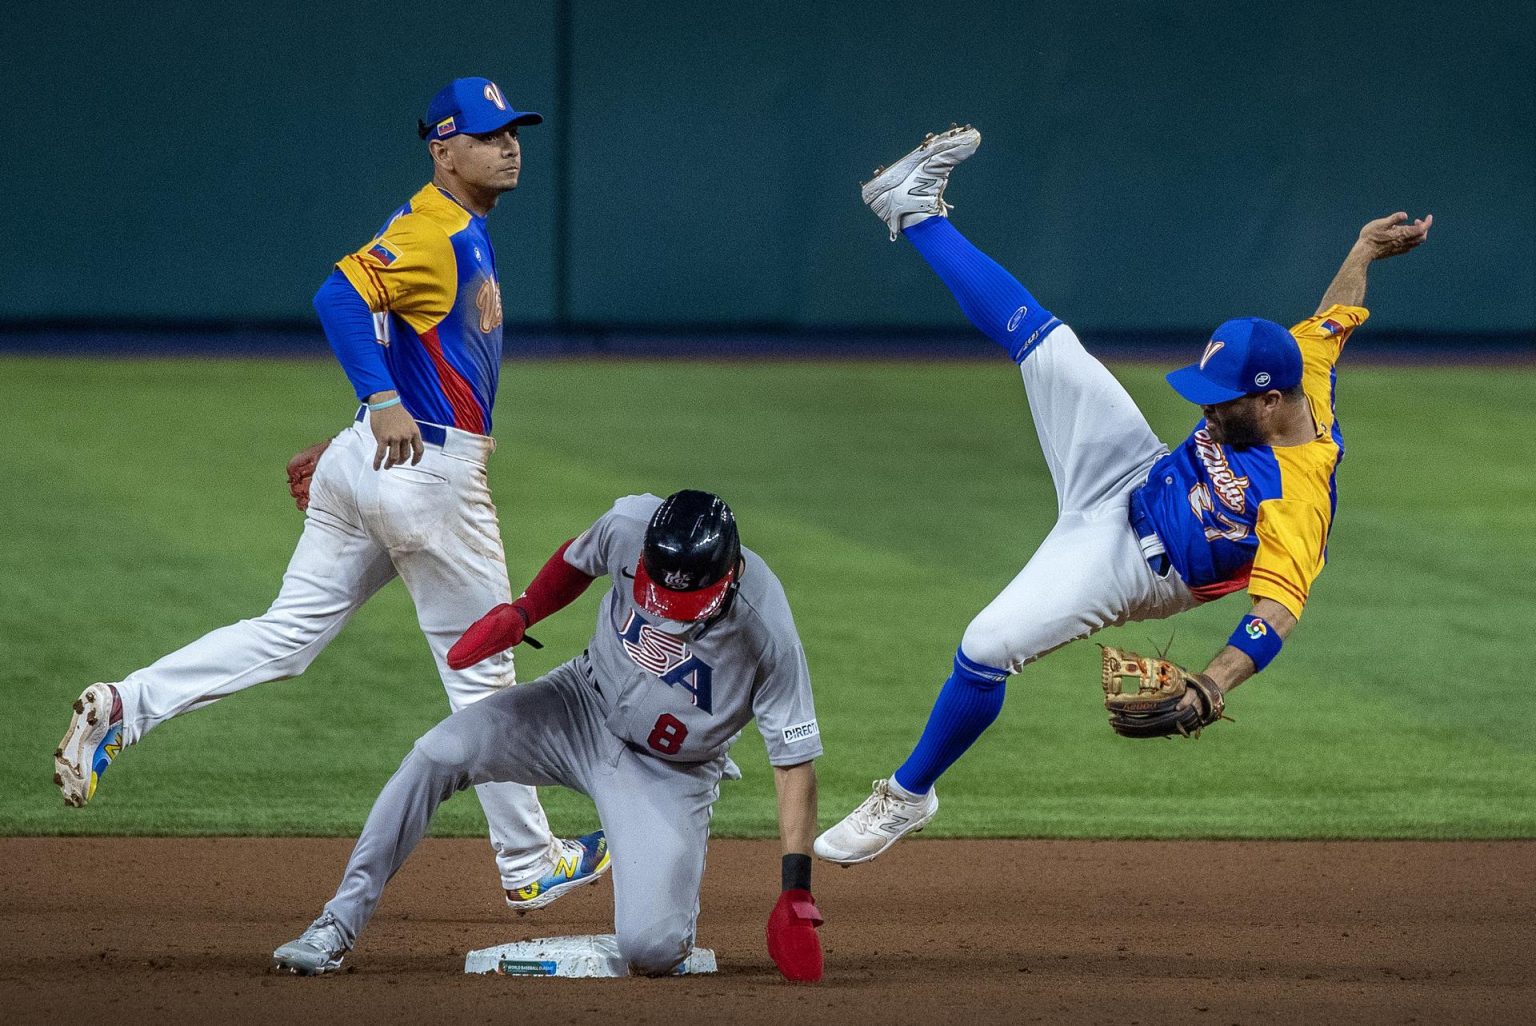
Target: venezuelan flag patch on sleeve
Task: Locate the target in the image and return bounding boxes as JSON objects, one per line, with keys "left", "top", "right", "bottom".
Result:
{"left": 367, "top": 240, "right": 400, "bottom": 266}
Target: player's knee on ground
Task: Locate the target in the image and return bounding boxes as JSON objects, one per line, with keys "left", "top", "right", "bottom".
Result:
{"left": 618, "top": 927, "right": 691, "bottom": 977}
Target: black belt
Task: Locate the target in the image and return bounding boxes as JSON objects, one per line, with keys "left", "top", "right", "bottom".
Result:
{"left": 1128, "top": 484, "right": 1172, "bottom": 577}
{"left": 354, "top": 405, "right": 448, "bottom": 447}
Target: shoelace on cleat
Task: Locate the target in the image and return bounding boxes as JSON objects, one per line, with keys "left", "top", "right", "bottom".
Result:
{"left": 850, "top": 780, "right": 910, "bottom": 832}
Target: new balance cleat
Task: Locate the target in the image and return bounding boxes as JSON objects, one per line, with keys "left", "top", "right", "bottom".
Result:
{"left": 813, "top": 778, "right": 939, "bottom": 865}
{"left": 505, "top": 830, "right": 611, "bottom": 913}
{"left": 54, "top": 683, "right": 124, "bottom": 807}
{"left": 273, "top": 912, "right": 349, "bottom": 976}
{"left": 862, "top": 124, "right": 981, "bottom": 240}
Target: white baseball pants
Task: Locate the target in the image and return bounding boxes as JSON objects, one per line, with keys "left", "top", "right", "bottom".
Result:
{"left": 111, "top": 412, "right": 555, "bottom": 888}
{"left": 959, "top": 324, "right": 1200, "bottom": 672}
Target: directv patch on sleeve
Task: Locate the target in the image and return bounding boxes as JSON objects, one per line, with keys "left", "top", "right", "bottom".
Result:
{"left": 782, "top": 720, "right": 819, "bottom": 744}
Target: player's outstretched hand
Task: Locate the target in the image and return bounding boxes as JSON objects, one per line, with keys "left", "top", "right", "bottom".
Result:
{"left": 448, "top": 602, "right": 531, "bottom": 670}
{"left": 369, "top": 402, "right": 424, "bottom": 470}
{"left": 766, "top": 889, "right": 824, "bottom": 983}
{"left": 1356, "top": 212, "right": 1432, "bottom": 261}
{"left": 285, "top": 440, "right": 330, "bottom": 512}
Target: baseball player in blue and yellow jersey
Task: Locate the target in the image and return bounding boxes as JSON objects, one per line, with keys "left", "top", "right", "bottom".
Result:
{"left": 316, "top": 76, "right": 528, "bottom": 461}
{"left": 816, "top": 126, "right": 1431, "bottom": 864}
{"left": 55, "top": 78, "right": 609, "bottom": 911}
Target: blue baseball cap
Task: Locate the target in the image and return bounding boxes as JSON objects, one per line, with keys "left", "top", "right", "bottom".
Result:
{"left": 1165, "top": 317, "right": 1302, "bottom": 406}
{"left": 417, "top": 77, "right": 542, "bottom": 142}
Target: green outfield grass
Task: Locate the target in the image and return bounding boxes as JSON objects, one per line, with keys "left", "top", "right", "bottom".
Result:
{"left": 4, "top": 354, "right": 1533, "bottom": 840}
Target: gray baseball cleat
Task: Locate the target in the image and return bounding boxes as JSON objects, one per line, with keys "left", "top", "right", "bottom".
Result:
{"left": 273, "top": 912, "right": 349, "bottom": 975}
{"left": 862, "top": 124, "right": 981, "bottom": 240}
{"left": 813, "top": 778, "right": 939, "bottom": 865}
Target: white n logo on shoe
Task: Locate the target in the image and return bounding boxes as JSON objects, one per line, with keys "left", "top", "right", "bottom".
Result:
{"left": 907, "top": 176, "right": 941, "bottom": 197}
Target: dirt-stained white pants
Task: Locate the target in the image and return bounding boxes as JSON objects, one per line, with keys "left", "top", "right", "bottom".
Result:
{"left": 959, "top": 324, "right": 1200, "bottom": 672}
{"left": 111, "top": 412, "right": 555, "bottom": 888}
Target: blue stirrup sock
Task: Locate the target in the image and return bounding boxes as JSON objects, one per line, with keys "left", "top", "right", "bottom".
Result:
{"left": 903, "top": 216, "right": 1060, "bottom": 363}
{"left": 893, "top": 648, "right": 1010, "bottom": 796}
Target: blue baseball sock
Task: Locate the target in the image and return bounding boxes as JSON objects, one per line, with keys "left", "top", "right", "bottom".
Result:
{"left": 903, "top": 216, "right": 1060, "bottom": 363}
{"left": 893, "top": 648, "right": 1010, "bottom": 795}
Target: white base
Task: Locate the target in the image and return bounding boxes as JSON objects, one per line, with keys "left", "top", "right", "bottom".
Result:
{"left": 465, "top": 934, "right": 717, "bottom": 978}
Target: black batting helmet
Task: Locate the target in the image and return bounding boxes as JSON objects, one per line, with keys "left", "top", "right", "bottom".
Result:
{"left": 633, "top": 490, "right": 741, "bottom": 621}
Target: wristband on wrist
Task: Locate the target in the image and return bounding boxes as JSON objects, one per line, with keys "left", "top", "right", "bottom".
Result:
{"left": 1228, "top": 614, "right": 1282, "bottom": 672}
{"left": 781, "top": 853, "right": 812, "bottom": 892}
{"left": 367, "top": 396, "right": 403, "bottom": 411}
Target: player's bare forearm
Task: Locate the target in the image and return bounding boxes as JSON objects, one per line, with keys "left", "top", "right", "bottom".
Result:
{"left": 1201, "top": 598, "right": 1297, "bottom": 692}
{"left": 1316, "top": 247, "right": 1372, "bottom": 313}
{"left": 773, "top": 761, "right": 818, "bottom": 856}
{"left": 1315, "top": 212, "right": 1433, "bottom": 314}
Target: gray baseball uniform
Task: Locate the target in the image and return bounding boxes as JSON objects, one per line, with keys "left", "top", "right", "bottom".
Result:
{"left": 318, "top": 494, "right": 822, "bottom": 975}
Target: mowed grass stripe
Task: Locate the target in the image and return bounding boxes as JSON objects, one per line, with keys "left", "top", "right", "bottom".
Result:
{"left": 4, "top": 355, "right": 1533, "bottom": 838}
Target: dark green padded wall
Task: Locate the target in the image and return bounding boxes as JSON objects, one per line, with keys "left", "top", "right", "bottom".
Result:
{"left": 3, "top": 1, "right": 1530, "bottom": 333}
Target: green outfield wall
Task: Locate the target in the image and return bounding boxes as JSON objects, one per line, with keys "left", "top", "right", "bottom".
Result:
{"left": 3, "top": 0, "right": 1531, "bottom": 333}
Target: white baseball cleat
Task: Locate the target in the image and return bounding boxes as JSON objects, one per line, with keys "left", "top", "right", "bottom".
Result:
{"left": 813, "top": 778, "right": 939, "bottom": 865}
{"left": 862, "top": 124, "right": 981, "bottom": 240}
{"left": 54, "top": 683, "right": 124, "bottom": 807}
{"left": 273, "top": 912, "right": 349, "bottom": 976}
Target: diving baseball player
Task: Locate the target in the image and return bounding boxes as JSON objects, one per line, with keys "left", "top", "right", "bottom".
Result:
{"left": 271, "top": 491, "right": 828, "bottom": 981}
{"left": 815, "top": 126, "right": 1432, "bottom": 864}
{"left": 54, "top": 77, "right": 608, "bottom": 908}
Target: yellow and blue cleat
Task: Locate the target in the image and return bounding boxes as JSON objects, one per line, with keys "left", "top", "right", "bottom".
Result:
{"left": 505, "top": 830, "right": 611, "bottom": 912}
{"left": 54, "top": 683, "right": 124, "bottom": 807}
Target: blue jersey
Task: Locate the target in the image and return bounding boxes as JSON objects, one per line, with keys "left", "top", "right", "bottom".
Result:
{"left": 336, "top": 185, "right": 504, "bottom": 434}
{"left": 1137, "top": 305, "right": 1367, "bottom": 618}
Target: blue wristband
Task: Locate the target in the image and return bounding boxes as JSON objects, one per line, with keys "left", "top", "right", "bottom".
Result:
{"left": 367, "top": 397, "right": 403, "bottom": 411}
{"left": 1228, "top": 615, "right": 1282, "bottom": 672}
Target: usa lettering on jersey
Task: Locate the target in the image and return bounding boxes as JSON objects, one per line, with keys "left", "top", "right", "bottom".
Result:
{"left": 617, "top": 610, "right": 715, "bottom": 712}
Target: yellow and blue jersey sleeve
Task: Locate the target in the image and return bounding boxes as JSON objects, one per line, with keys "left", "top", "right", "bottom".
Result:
{"left": 1245, "top": 304, "right": 1365, "bottom": 620}
{"left": 1290, "top": 303, "right": 1368, "bottom": 364}
{"left": 1289, "top": 305, "right": 1367, "bottom": 430}
{"left": 337, "top": 214, "right": 458, "bottom": 331}
{"left": 1250, "top": 493, "right": 1330, "bottom": 619}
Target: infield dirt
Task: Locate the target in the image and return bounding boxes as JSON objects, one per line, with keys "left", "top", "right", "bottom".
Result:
{"left": 2, "top": 838, "right": 1531, "bottom": 1025}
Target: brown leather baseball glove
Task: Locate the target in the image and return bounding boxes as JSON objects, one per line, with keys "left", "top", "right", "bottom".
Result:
{"left": 1100, "top": 645, "right": 1227, "bottom": 739}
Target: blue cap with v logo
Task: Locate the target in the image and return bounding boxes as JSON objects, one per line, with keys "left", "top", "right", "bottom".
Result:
{"left": 1165, "top": 317, "right": 1302, "bottom": 405}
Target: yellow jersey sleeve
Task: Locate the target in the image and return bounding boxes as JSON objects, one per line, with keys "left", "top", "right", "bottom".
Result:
{"left": 336, "top": 214, "right": 457, "bottom": 332}
{"left": 1287, "top": 304, "right": 1367, "bottom": 436}
{"left": 1290, "top": 304, "right": 1368, "bottom": 370}
{"left": 1249, "top": 436, "right": 1338, "bottom": 619}
{"left": 1249, "top": 497, "right": 1329, "bottom": 620}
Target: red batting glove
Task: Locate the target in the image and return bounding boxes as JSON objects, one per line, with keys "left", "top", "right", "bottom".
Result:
{"left": 766, "top": 888, "right": 824, "bottom": 983}
{"left": 448, "top": 602, "right": 531, "bottom": 670}
{"left": 285, "top": 440, "right": 330, "bottom": 512}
